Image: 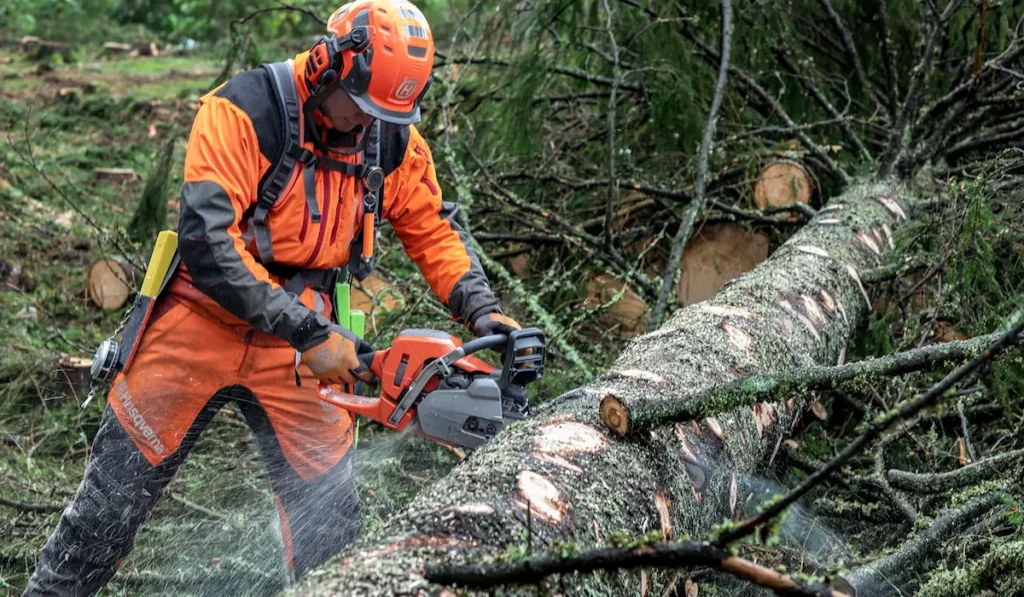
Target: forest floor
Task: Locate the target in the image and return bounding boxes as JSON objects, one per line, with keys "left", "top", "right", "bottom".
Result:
{"left": 0, "top": 48, "right": 462, "bottom": 596}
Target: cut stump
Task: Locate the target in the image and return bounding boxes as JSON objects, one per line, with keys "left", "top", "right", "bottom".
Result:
{"left": 56, "top": 354, "right": 94, "bottom": 399}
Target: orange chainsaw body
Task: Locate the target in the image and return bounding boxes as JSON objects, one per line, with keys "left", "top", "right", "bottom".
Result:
{"left": 317, "top": 331, "right": 495, "bottom": 431}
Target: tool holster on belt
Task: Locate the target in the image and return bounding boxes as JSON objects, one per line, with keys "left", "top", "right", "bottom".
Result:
{"left": 91, "top": 231, "right": 181, "bottom": 382}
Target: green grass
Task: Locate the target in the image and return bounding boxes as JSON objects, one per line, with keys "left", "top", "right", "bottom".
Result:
{"left": 82, "top": 55, "right": 218, "bottom": 78}
{"left": 132, "top": 79, "right": 213, "bottom": 101}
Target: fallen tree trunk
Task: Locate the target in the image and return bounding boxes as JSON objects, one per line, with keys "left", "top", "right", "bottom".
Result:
{"left": 295, "top": 178, "right": 921, "bottom": 595}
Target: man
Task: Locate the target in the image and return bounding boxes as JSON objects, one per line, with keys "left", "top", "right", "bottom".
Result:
{"left": 25, "top": 1, "right": 521, "bottom": 594}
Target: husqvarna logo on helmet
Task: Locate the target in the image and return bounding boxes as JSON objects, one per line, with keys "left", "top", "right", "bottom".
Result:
{"left": 395, "top": 77, "right": 419, "bottom": 100}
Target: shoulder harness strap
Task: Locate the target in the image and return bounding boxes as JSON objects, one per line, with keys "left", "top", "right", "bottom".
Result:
{"left": 347, "top": 121, "right": 383, "bottom": 281}
{"left": 256, "top": 61, "right": 319, "bottom": 264}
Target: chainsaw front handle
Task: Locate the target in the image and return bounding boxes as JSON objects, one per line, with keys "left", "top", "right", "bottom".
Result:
{"left": 460, "top": 333, "right": 508, "bottom": 356}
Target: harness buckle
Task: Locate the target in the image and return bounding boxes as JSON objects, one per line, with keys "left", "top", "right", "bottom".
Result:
{"left": 364, "top": 166, "right": 384, "bottom": 193}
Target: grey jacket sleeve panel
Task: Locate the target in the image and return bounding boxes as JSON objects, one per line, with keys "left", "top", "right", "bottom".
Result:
{"left": 439, "top": 200, "right": 504, "bottom": 325}
{"left": 177, "top": 180, "right": 332, "bottom": 351}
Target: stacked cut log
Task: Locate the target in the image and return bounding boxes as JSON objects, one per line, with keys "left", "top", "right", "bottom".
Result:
{"left": 351, "top": 274, "right": 403, "bottom": 313}
{"left": 294, "top": 178, "right": 920, "bottom": 595}
{"left": 585, "top": 274, "right": 650, "bottom": 337}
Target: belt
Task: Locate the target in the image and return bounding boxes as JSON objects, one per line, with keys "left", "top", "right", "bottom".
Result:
{"left": 262, "top": 264, "right": 342, "bottom": 296}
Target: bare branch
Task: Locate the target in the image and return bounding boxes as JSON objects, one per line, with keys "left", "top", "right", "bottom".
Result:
{"left": 648, "top": 0, "right": 733, "bottom": 330}
{"left": 878, "top": 0, "right": 964, "bottom": 178}
{"left": 468, "top": 153, "right": 659, "bottom": 297}
{"left": 815, "top": 0, "right": 868, "bottom": 96}
{"left": 600, "top": 0, "right": 621, "bottom": 249}
{"left": 774, "top": 49, "right": 873, "bottom": 162}
{"left": 426, "top": 541, "right": 851, "bottom": 597}
{"left": 432, "top": 51, "right": 644, "bottom": 93}
{"left": 875, "top": 0, "right": 900, "bottom": 120}
{"left": 232, "top": 3, "right": 325, "bottom": 26}
{"left": 680, "top": 19, "right": 851, "bottom": 185}
{"left": 0, "top": 494, "right": 65, "bottom": 513}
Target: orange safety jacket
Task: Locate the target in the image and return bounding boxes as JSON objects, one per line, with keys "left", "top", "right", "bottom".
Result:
{"left": 176, "top": 51, "right": 501, "bottom": 351}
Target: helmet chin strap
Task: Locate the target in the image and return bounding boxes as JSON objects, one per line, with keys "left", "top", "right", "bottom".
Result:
{"left": 303, "top": 80, "right": 374, "bottom": 157}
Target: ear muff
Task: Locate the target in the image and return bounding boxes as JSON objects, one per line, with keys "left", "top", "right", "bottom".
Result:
{"left": 305, "top": 27, "right": 373, "bottom": 89}
{"left": 306, "top": 37, "right": 335, "bottom": 87}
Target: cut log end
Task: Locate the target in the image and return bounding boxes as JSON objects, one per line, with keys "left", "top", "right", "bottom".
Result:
{"left": 585, "top": 274, "right": 649, "bottom": 337}
{"left": 599, "top": 394, "right": 630, "bottom": 436}
{"left": 753, "top": 160, "right": 814, "bottom": 209}
{"left": 678, "top": 224, "right": 769, "bottom": 306}
{"left": 86, "top": 258, "right": 140, "bottom": 310}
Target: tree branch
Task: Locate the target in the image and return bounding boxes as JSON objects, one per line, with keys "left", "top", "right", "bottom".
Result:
{"left": 878, "top": 0, "right": 963, "bottom": 178}
{"left": 715, "top": 315, "right": 1024, "bottom": 546}
{"left": 232, "top": 3, "right": 325, "bottom": 26}
{"left": 0, "top": 494, "right": 65, "bottom": 513}
{"left": 874, "top": 0, "right": 900, "bottom": 121}
{"left": 426, "top": 541, "right": 851, "bottom": 597}
{"left": 470, "top": 154, "right": 659, "bottom": 298}
{"left": 601, "top": 328, "right": 1009, "bottom": 437}
{"left": 648, "top": 0, "right": 733, "bottom": 331}
{"left": 815, "top": 0, "right": 868, "bottom": 97}
{"left": 887, "top": 448, "right": 1024, "bottom": 494}
{"left": 774, "top": 49, "right": 873, "bottom": 162}
{"left": 600, "top": 0, "right": 621, "bottom": 249}
{"left": 681, "top": 18, "right": 851, "bottom": 185}
{"left": 841, "top": 493, "right": 1003, "bottom": 593}
{"left": 432, "top": 52, "right": 644, "bottom": 93}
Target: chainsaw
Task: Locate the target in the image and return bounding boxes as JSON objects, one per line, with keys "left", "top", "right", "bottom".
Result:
{"left": 316, "top": 328, "right": 545, "bottom": 448}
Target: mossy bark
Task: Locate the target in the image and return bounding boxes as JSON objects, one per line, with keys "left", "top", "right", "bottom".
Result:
{"left": 294, "top": 178, "right": 924, "bottom": 596}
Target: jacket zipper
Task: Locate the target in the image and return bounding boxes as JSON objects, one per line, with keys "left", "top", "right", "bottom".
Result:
{"left": 301, "top": 169, "right": 331, "bottom": 268}
{"left": 329, "top": 179, "right": 343, "bottom": 246}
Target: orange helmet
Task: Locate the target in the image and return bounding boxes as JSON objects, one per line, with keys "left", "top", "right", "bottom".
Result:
{"left": 305, "top": 0, "right": 435, "bottom": 125}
